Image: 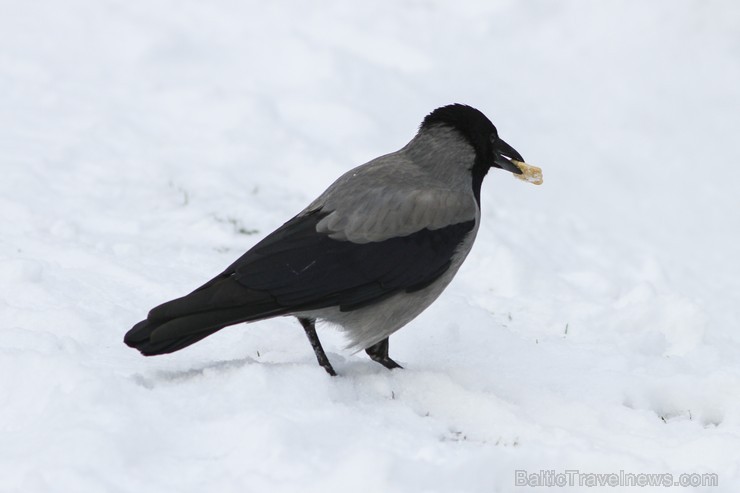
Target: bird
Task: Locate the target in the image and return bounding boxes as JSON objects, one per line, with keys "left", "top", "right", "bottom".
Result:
{"left": 124, "top": 103, "right": 541, "bottom": 375}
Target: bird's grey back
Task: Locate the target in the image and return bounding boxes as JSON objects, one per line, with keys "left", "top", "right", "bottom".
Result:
{"left": 305, "top": 126, "right": 479, "bottom": 243}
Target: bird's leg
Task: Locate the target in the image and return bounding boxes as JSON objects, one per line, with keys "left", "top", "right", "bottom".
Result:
{"left": 297, "top": 317, "right": 337, "bottom": 376}
{"left": 365, "top": 337, "right": 403, "bottom": 370}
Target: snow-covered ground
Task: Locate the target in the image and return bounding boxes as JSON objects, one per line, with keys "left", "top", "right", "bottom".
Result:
{"left": 2, "top": 1, "right": 740, "bottom": 491}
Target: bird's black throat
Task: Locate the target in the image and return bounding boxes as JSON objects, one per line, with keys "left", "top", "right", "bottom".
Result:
{"left": 471, "top": 157, "right": 489, "bottom": 206}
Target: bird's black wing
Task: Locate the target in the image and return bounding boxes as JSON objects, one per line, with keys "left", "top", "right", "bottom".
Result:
{"left": 125, "top": 209, "right": 474, "bottom": 356}
{"left": 229, "top": 209, "right": 475, "bottom": 312}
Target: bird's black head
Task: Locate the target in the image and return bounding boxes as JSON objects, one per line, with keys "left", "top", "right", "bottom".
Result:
{"left": 421, "top": 104, "right": 525, "bottom": 203}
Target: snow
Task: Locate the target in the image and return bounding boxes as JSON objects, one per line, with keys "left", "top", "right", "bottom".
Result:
{"left": 2, "top": 0, "right": 740, "bottom": 491}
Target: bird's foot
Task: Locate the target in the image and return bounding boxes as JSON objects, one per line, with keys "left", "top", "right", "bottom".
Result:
{"left": 298, "top": 317, "right": 337, "bottom": 376}
{"left": 365, "top": 338, "right": 403, "bottom": 370}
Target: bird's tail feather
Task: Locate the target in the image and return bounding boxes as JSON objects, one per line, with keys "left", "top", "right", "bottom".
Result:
{"left": 124, "top": 319, "right": 218, "bottom": 355}
{"left": 124, "top": 276, "right": 286, "bottom": 356}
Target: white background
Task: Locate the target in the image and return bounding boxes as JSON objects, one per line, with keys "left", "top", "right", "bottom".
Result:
{"left": 2, "top": 1, "right": 739, "bottom": 492}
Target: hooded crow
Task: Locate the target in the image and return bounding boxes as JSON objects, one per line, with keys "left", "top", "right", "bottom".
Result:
{"left": 124, "top": 104, "right": 541, "bottom": 375}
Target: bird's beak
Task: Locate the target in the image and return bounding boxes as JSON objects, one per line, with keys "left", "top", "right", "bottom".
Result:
{"left": 492, "top": 138, "right": 524, "bottom": 174}
{"left": 493, "top": 138, "right": 543, "bottom": 185}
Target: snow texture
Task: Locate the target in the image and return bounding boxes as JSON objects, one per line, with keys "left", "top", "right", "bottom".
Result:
{"left": 2, "top": 1, "right": 740, "bottom": 492}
